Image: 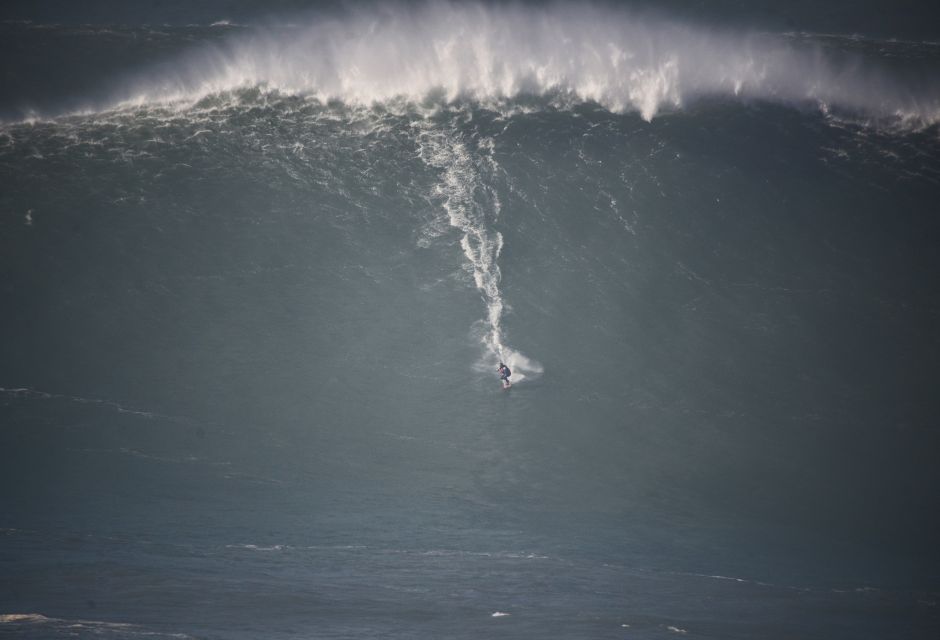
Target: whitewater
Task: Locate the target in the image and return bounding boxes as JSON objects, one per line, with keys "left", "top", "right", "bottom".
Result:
{"left": 1, "top": 2, "right": 939, "bottom": 639}
{"left": 0, "top": 2, "right": 932, "bottom": 126}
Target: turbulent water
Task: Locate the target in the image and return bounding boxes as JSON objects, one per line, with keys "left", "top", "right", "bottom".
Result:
{"left": 2, "top": 2, "right": 940, "bottom": 638}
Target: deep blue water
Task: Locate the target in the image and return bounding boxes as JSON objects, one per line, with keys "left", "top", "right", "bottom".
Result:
{"left": 1, "top": 3, "right": 940, "bottom": 638}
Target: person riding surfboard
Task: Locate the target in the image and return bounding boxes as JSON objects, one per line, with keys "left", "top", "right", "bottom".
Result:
{"left": 498, "top": 362, "right": 511, "bottom": 388}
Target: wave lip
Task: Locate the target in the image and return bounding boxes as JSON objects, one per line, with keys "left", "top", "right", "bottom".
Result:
{"left": 105, "top": 1, "right": 940, "bottom": 126}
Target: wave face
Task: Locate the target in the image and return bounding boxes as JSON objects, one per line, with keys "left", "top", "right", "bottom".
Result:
{"left": 1, "top": 6, "right": 940, "bottom": 640}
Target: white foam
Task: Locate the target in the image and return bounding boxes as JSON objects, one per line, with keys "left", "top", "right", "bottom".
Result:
{"left": 0, "top": 614, "right": 52, "bottom": 623}
{"left": 101, "top": 1, "right": 939, "bottom": 126}
{"left": 416, "top": 124, "right": 542, "bottom": 382}
{"left": 0, "top": 613, "right": 195, "bottom": 638}
{"left": 226, "top": 543, "right": 286, "bottom": 551}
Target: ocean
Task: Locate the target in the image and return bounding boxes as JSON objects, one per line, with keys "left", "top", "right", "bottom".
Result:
{"left": 1, "top": 2, "right": 939, "bottom": 638}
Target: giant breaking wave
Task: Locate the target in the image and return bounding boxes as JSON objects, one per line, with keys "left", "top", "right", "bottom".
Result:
{"left": 105, "top": 1, "right": 940, "bottom": 126}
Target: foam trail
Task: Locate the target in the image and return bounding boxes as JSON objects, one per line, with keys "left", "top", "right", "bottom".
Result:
{"left": 416, "top": 125, "right": 541, "bottom": 382}
{"left": 106, "top": 1, "right": 940, "bottom": 126}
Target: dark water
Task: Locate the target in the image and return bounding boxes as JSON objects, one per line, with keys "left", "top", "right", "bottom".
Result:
{"left": 2, "top": 3, "right": 940, "bottom": 638}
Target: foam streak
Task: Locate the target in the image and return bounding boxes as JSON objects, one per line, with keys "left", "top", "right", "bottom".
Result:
{"left": 416, "top": 125, "right": 540, "bottom": 382}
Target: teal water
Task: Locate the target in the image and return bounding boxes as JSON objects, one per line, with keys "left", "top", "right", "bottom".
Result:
{"left": 1, "top": 5, "right": 940, "bottom": 638}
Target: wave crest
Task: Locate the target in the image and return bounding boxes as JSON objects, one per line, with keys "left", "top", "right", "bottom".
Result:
{"left": 113, "top": 1, "right": 940, "bottom": 125}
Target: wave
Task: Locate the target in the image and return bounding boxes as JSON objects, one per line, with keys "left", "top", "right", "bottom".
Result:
{"left": 0, "top": 613, "right": 195, "bottom": 638}
{"left": 102, "top": 1, "right": 940, "bottom": 126}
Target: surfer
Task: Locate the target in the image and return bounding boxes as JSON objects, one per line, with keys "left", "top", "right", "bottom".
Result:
{"left": 497, "top": 362, "right": 512, "bottom": 389}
